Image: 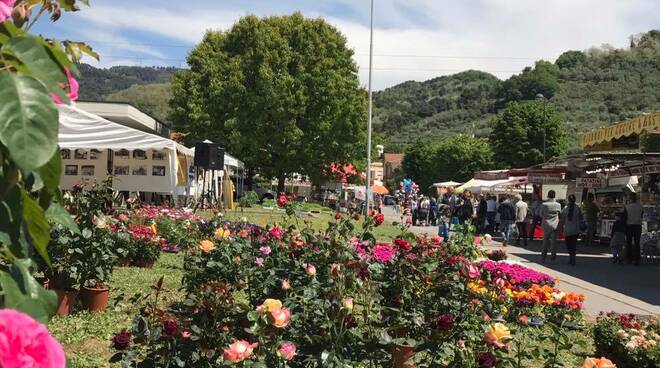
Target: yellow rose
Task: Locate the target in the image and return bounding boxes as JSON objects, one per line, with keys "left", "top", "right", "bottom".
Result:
{"left": 199, "top": 240, "right": 216, "bottom": 253}
{"left": 214, "top": 228, "right": 231, "bottom": 240}
{"left": 483, "top": 323, "right": 511, "bottom": 348}
{"left": 258, "top": 298, "right": 283, "bottom": 312}
{"left": 150, "top": 223, "right": 158, "bottom": 235}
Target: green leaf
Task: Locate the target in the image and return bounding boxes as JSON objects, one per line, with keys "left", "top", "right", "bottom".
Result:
{"left": 38, "top": 150, "right": 62, "bottom": 194}
{"left": 45, "top": 202, "right": 79, "bottom": 234}
{"left": 21, "top": 188, "right": 51, "bottom": 266}
{"left": 0, "top": 73, "right": 58, "bottom": 171}
{"left": 0, "top": 260, "right": 57, "bottom": 323}
{"left": 0, "top": 185, "right": 24, "bottom": 257}
{"left": 3, "top": 35, "right": 70, "bottom": 103}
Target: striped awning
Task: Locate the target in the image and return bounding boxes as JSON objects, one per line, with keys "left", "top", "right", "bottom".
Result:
{"left": 580, "top": 112, "right": 660, "bottom": 148}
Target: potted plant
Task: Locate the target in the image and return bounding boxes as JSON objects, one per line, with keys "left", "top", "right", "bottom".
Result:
{"left": 78, "top": 224, "right": 117, "bottom": 312}
{"left": 38, "top": 226, "right": 83, "bottom": 316}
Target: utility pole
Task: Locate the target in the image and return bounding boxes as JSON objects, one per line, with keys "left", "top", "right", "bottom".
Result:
{"left": 365, "top": 0, "right": 374, "bottom": 215}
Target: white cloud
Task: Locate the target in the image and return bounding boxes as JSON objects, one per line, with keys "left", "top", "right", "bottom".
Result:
{"left": 71, "top": 0, "right": 659, "bottom": 89}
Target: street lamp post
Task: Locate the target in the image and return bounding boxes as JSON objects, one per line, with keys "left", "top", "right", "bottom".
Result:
{"left": 365, "top": 0, "right": 374, "bottom": 215}
{"left": 536, "top": 93, "right": 547, "bottom": 162}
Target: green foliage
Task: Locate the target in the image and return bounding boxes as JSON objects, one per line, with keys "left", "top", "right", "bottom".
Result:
{"left": 402, "top": 135, "right": 493, "bottom": 191}
{"left": 640, "top": 132, "right": 660, "bottom": 152}
{"left": 489, "top": 101, "right": 567, "bottom": 168}
{"left": 0, "top": 0, "right": 92, "bottom": 322}
{"left": 104, "top": 82, "right": 172, "bottom": 124}
{"left": 239, "top": 191, "right": 260, "bottom": 208}
{"left": 497, "top": 60, "right": 560, "bottom": 104}
{"left": 76, "top": 63, "right": 176, "bottom": 101}
{"left": 170, "top": 13, "right": 367, "bottom": 184}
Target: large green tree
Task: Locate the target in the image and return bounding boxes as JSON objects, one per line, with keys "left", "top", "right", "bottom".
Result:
{"left": 170, "top": 13, "right": 367, "bottom": 190}
{"left": 489, "top": 101, "right": 567, "bottom": 168}
{"left": 402, "top": 135, "right": 493, "bottom": 192}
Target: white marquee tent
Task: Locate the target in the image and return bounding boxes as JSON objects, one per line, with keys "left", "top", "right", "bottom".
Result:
{"left": 58, "top": 104, "right": 194, "bottom": 194}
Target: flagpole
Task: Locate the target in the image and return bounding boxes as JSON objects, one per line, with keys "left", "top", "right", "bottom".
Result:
{"left": 365, "top": 0, "right": 374, "bottom": 215}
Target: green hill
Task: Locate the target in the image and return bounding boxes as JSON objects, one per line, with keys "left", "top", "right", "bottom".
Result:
{"left": 75, "top": 30, "right": 660, "bottom": 145}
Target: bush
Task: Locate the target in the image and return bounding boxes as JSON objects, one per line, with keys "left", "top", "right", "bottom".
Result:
{"left": 239, "top": 191, "right": 259, "bottom": 208}
{"left": 593, "top": 312, "right": 660, "bottom": 368}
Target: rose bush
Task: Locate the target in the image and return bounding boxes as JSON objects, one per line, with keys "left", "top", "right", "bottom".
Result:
{"left": 593, "top": 312, "right": 659, "bottom": 368}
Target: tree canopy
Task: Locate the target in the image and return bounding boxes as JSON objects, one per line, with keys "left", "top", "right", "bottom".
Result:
{"left": 402, "top": 135, "right": 493, "bottom": 192}
{"left": 169, "top": 13, "right": 367, "bottom": 189}
{"left": 489, "top": 100, "right": 567, "bottom": 168}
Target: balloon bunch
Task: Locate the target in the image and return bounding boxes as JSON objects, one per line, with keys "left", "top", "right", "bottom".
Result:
{"left": 399, "top": 179, "right": 419, "bottom": 194}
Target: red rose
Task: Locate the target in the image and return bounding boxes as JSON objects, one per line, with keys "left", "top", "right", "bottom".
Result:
{"left": 163, "top": 319, "right": 178, "bottom": 336}
{"left": 335, "top": 212, "right": 342, "bottom": 220}
{"left": 372, "top": 213, "right": 385, "bottom": 226}
{"left": 477, "top": 351, "right": 497, "bottom": 368}
{"left": 353, "top": 213, "right": 361, "bottom": 221}
{"left": 277, "top": 194, "right": 288, "bottom": 208}
{"left": 433, "top": 313, "right": 453, "bottom": 331}
{"left": 112, "top": 330, "right": 132, "bottom": 350}
{"left": 393, "top": 238, "right": 411, "bottom": 251}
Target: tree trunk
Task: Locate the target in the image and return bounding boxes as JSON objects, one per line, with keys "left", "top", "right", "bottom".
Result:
{"left": 277, "top": 173, "right": 286, "bottom": 194}
{"left": 246, "top": 168, "right": 255, "bottom": 191}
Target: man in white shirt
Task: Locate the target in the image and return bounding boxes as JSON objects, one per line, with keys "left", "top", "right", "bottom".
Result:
{"left": 485, "top": 194, "right": 497, "bottom": 233}
{"left": 624, "top": 193, "right": 643, "bottom": 265}
{"left": 514, "top": 194, "right": 529, "bottom": 246}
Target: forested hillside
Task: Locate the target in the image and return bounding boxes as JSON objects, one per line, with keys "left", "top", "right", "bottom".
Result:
{"left": 374, "top": 30, "right": 660, "bottom": 147}
{"left": 76, "top": 64, "right": 177, "bottom": 101}
{"left": 75, "top": 30, "right": 659, "bottom": 146}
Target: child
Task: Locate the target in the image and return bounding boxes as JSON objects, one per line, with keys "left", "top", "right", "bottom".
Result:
{"left": 610, "top": 212, "right": 626, "bottom": 264}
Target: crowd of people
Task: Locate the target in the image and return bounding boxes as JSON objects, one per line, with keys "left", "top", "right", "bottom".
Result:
{"left": 392, "top": 188, "right": 644, "bottom": 267}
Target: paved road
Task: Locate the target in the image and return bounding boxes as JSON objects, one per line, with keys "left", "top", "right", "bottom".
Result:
{"left": 382, "top": 206, "right": 659, "bottom": 316}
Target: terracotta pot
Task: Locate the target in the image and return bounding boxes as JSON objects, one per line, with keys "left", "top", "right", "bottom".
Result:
{"left": 133, "top": 259, "right": 155, "bottom": 268}
{"left": 80, "top": 285, "right": 110, "bottom": 312}
{"left": 391, "top": 344, "right": 415, "bottom": 368}
{"left": 54, "top": 289, "right": 78, "bottom": 316}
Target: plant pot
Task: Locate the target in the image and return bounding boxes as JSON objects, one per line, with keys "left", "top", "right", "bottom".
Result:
{"left": 54, "top": 289, "right": 78, "bottom": 316}
{"left": 391, "top": 344, "right": 415, "bottom": 368}
{"left": 133, "top": 259, "right": 155, "bottom": 268}
{"left": 80, "top": 285, "right": 110, "bottom": 312}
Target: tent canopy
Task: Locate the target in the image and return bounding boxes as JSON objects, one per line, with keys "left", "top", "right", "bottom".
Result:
{"left": 432, "top": 181, "right": 462, "bottom": 188}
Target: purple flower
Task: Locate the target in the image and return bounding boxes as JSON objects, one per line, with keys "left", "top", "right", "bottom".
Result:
{"left": 477, "top": 351, "right": 497, "bottom": 368}
{"left": 255, "top": 257, "right": 265, "bottom": 267}
{"left": 477, "top": 260, "right": 555, "bottom": 287}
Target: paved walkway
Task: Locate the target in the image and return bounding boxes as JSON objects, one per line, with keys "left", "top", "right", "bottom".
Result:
{"left": 382, "top": 207, "right": 659, "bottom": 316}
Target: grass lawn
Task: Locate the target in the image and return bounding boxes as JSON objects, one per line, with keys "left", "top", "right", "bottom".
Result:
{"left": 49, "top": 210, "right": 595, "bottom": 367}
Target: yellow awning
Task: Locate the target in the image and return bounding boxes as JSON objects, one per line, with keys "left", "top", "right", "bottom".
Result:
{"left": 580, "top": 112, "right": 660, "bottom": 148}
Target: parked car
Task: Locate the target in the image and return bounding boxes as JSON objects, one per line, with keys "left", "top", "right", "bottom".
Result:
{"left": 383, "top": 195, "right": 396, "bottom": 205}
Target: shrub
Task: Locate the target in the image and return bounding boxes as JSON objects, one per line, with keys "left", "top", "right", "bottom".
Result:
{"left": 593, "top": 312, "right": 660, "bottom": 368}
{"left": 239, "top": 191, "right": 259, "bottom": 208}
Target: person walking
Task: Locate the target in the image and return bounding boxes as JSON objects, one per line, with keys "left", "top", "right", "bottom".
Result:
{"left": 458, "top": 191, "right": 475, "bottom": 225}
{"left": 529, "top": 194, "right": 543, "bottom": 241}
{"left": 486, "top": 194, "right": 497, "bottom": 234}
{"left": 497, "top": 196, "right": 516, "bottom": 246}
{"left": 514, "top": 194, "right": 529, "bottom": 246}
{"left": 584, "top": 193, "right": 599, "bottom": 246}
{"left": 477, "top": 194, "right": 488, "bottom": 234}
{"left": 610, "top": 212, "right": 626, "bottom": 264}
{"left": 624, "top": 193, "right": 643, "bottom": 265}
{"left": 540, "top": 190, "right": 562, "bottom": 263}
{"left": 560, "top": 194, "right": 583, "bottom": 265}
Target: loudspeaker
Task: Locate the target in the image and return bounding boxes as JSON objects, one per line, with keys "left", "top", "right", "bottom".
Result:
{"left": 194, "top": 143, "right": 224, "bottom": 170}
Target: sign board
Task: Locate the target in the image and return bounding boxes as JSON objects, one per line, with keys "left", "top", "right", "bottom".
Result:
{"left": 528, "top": 172, "right": 565, "bottom": 184}
{"left": 475, "top": 171, "right": 509, "bottom": 180}
{"left": 580, "top": 112, "right": 660, "bottom": 148}
{"left": 354, "top": 186, "right": 367, "bottom": 201}
{"left": 577, "top": 177, "right": 604, "bottom": 188}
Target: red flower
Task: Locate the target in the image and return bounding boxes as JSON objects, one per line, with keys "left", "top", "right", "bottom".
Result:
{"left": 112, "top": 330, "right": 132, "bottom": 350}
{"left": 277, "top": 194, "right": 288, "bottom": 208}
{"left": 353, "top": 213, "right": 361, "bottom": 221}
{"left": 393, "top": 238, "right": 411, "bottom": 251}
{"left": 433, "top": 313, "right": 453, "bottom": 331}
{"left": 163, "top": 319, "right": 178, "bottom": 336}
{"left": 372, "top": 213, "right": 385, "bottom": 226}
{"left": 476, "top": 351, "right": 497, "bottom": 368}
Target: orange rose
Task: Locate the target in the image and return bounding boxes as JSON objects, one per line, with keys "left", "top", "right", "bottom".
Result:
{"left": 582, "top": 357, "right": 616, "bottom": 368}
{"left": 199, "top": 240, "right": 216, "bottom": 253}
{"left": 223, "top": 340, "right": 257, "bottom": 363}
{"left": 214, "top": 228, "right": 231, "bottom": 240}
{"left": 257, "top": 299, "right": 283, "bottom": 312}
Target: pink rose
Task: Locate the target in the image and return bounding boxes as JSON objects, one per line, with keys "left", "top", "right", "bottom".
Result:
{"left": 223, "top": 340, "right": 257, "bottom": 363}
{"left": 255, "top": 257, "right": 265, "bottom": 267}
{"left": 342, "top": 297, "right": 354, "bottom": 311}
{"left": 0, "top": 309, "right": 66, "bottom": 368}
{"left": 259, "top": 246, "right": 271, "bottom": 255}
{"left": 278, "top": 342, "right": 297, "bottom": 361}
{"left": 0, "top": 0, "right": 15, "bottom": 22}
{"left": 303, "top": 263, "right": 316, "bottom": 277}
{"left": 270, "top": 307, "right": 291, "bottom": 328}
{"left": 467, "top": 264, "right": 480, "bottom": 279}
{"left": 51, "top": 68, "right": 79, "bottom": 104}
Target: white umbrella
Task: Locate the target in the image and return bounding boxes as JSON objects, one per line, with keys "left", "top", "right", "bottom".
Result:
{"left": 432, "top": 181, "right": 462, "bottom": 187}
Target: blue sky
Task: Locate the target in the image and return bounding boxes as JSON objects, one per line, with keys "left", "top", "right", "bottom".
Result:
{"left": 35, "top": 0, "right": 660, "bottom": 90}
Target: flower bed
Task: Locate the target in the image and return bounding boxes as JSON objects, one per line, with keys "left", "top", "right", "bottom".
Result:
{"left": 593, "top": 312, "right": 660, "bottom": 368}
{"left": 107, "top": 214, "right": 596, "bottom": 367}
